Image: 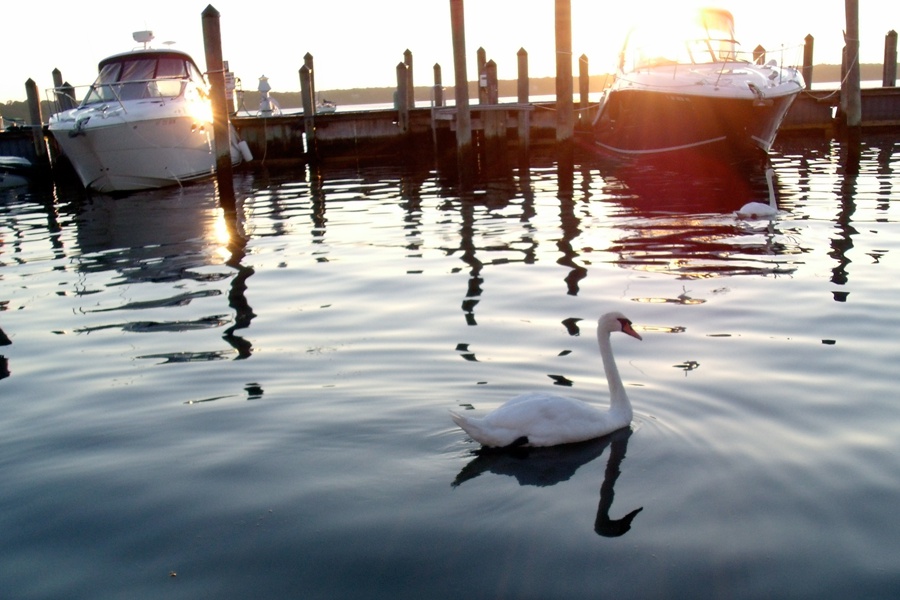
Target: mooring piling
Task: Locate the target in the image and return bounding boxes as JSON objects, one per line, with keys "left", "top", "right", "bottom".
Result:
{"left": 201, "top": 4, "right": 235, "bottom": 206}
{"left": 396, "top": 62, "right": 410, "bottom": 133}
{"left": 884, "top": 30, "right": 898, "bottom": 86}
{"left": 403, "top": 49, "right": 414, "bottom": 109}
{"left": 803, "top": 35, "right": 815, "bottom": 89}
{"left": 450, "top": 0, "right": 474, "bottom": 182}
{"left": 842, "top": 0, "right": 862, "bottom": 129}
{"left": 299, "top": 65, "right": 317, "bottom": 160}
{"left": 554, "top": 0, "right": 574, "bottom": 147}
{"left": 24, "top": 79, "right": 46, "bottom": 163}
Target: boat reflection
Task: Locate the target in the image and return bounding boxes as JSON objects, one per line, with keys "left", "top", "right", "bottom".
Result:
{"left": 70, "top": 185, "right": 255, "bottom": 359}
{"left": 587, "top": 152, "right": 802, "bottom": 279}
{"left": 453, "top": 427, "right": 643, "bottom": 537}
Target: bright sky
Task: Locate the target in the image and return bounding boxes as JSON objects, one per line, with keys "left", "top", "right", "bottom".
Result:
{"left": 3, "top": 0, "right": 897, "bottom": 104}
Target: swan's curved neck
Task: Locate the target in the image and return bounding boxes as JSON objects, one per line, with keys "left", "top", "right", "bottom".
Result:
{"left": 598, "top": 330, "right": 631, "bottom": 419}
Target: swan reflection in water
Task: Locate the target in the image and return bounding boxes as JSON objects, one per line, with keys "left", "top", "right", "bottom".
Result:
{"left": 453, "top": 427, "right": 642, "bottom": 537}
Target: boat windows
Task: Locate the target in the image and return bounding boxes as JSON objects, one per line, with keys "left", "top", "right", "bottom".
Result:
{"left": 81, "top": 54, "right": 198, "bottom": 105}
{"left": 624, "top": 8, "right": 741, "bottom": 70}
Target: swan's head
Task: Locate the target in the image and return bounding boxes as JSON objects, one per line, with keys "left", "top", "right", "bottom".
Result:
{"left": 599, "top": 312, "right": 642, "bottom": 340}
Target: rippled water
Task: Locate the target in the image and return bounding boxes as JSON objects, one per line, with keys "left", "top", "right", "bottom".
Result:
{"left": 2, "top": 134, "right": 899, "bottom": 599}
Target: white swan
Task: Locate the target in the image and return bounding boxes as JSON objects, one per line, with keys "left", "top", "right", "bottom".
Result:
{"left": 736, "top": 167, "right": 778, "bottom": 218}
{"left": 450, "top": 312, "right": 642, "bottom": 448}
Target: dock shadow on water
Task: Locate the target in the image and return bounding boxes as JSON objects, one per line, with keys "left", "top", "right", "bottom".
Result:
{"left": 453, "top": 427, "right": 643, "bottom": 538}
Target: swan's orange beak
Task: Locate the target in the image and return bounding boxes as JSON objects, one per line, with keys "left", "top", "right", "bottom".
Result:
{"left": 622, "top": 321, "right": 642, "bottom": 341}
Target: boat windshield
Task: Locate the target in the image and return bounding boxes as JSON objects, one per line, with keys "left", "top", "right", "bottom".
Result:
{"left": 81, "top": 53, "right": 202, "bottom": 105}
{"left": 621, "top": 8, "right": 740, "bottom": 71}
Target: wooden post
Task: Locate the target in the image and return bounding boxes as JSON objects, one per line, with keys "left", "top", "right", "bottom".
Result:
{"left": 24, "top": 79, "right": 46, "bottom": 162}
{"left": 578, "top": 54, "right": 589, "bottom": 126}
{"left": 299, "top": 65, "right": 317, "bottom": 159}
{"left": 477, "top": 47, "right": 487, "bottom": 104}
{"left": 396, "top": 62, "right": 410, "bottom": 133}
{"left": 753, "top": 45, "right": 766, "bottom": 65}
{"left": 803, "top": 34, "right": 814, "bottom": 90}
{"left": 555, "top": 0, "right": 574, "bottom": 145}
{"left": 201, "top": 5, "right": 235, "bottom": 205}
{"left": 433, "top": 63, "right": 443, "bottom": 107}
{"left": 304, "top": 53, "right": 316, "bottom": 103}
{"left": 884, "top": 30, "right": 898, "bottom": 87}
{"left": 484, "top": 59, "right": 506, "bottom": 173}
{"left": 404, "top": 49, "right": 415, "bottom": 109}
{"left": 517, "top": 48, "right": 529, "bottom": 103}
{"left": 51, "top": 68, "right": 74, "bottom": 111}
{"left": 517, "top": 47, "right": 530, "bottom": 154}
{"left": 485, "top": 60, "right": 499, "bottom": 104}
{"left": 843, "top": 0, "right": 861, "bottom": 128}
{"left": 450, "top": 0, "right": 474, "bottom": 181}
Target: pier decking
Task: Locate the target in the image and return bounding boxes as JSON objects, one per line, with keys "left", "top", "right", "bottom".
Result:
{"left": 229, "top": 87, "right": 900, "bottom": 162}
{"left": 1, "top": 87, "right": 897, "bottom": 172}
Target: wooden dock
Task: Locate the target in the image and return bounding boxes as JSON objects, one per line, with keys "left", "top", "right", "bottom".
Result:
{"left": 1, "top": 87, "right": 896, "bottom": 173}
{"left": 230, "top": 87, "right": 900, "bottom": 162}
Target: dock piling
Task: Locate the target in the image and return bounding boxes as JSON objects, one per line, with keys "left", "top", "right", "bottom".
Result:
{"left": 843, "top": 0, "right": 862, "bottom": 129}
{"left": 404, "top": 50, "right": 414, "bottom": 109}
{"left": 450, "top": 0, "right": 474, "bottom": 183}
{"left": 24, "top": 79, "right": 47, "bottom": 164}
{"left": 201, "top": 4, "right": 235, "bottom": 205}
{"left": 554, "top": 0, "right": 574, "bottom": 147}
{"left": 477, "top": 47, "right": 487, "bottom": 104}
{"left": 517, "top": 47, "right": 530, "bottom": 154}
{"left": 304, "top": 53, "right": 316, "bottom": 103}
{"left": 432, "top": 63, "right": 443, "bottom": 107}
{"left": 753, "top": 45, "right": 766, "bottom": 65}
{"left": 396, "top": 62, "right": 410, "bottom": 133}
{"left": 483, "top": 60, "right": 507, "bottom": 174}
{"left": 884, "top": 30, "right": 898, "bottom": 87}
{"left": 803, "top": 35, "right": 815, "bottom": 90}
{"left": 51, "top": 68, "right": 75, "bottom": 111}
{"left": 299, "top": 65, "right": 317, "bottom": 159}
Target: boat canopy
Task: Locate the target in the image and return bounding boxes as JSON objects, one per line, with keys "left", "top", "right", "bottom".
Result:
{"left": 82, "top": 50, "right": 206, "bottom": 105}
{"left": 621, "top": 8, "right": 741, "bottom": 71}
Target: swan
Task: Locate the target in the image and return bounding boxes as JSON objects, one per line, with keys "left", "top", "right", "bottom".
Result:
{"left": 736, "top": 167, "right": 778, "bottom": 218}
{"left": 450, "top": 312, "right": 642, "bottom": 448}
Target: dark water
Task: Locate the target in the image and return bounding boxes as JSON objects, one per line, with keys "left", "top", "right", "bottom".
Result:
{"left": 1, "top": 135, "right": 899, "bottom": 599}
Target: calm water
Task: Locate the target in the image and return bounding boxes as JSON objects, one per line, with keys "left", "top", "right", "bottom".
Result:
{"left": 2, "top": 135, "right": 899, "bottom": 599}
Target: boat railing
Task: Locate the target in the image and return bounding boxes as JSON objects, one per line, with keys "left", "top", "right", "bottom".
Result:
{"left": 625, "top": 41, "right": 803, "bottom": 78}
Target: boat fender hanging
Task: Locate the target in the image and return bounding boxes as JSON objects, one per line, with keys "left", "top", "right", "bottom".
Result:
{"left": 238, "top": 140, "right": 253, "bottom": 162}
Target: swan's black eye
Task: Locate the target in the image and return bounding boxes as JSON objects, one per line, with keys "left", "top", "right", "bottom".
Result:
{"left": 618, "top": 318, "right": 632, "bottom": 329}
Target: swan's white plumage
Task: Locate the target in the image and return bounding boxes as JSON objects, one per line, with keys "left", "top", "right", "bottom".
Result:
{"left": 737, "top": 167, "right": 778, "bottom": 218}
{"left": 451, "top": 312, "right": 642, "bottom": 448}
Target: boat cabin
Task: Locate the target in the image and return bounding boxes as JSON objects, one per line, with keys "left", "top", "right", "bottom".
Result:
{"left": 81, "top": 50, "right": 207, "bottom": 105}
{"left": 620, "top": 8, "right": 740, "bottom": 71}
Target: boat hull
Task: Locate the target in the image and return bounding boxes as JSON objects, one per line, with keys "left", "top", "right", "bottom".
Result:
{"left": 592, "top": 87, "right": 799, "bottom": 160}
{"left": 50, "top": 111, "right": 230, "bottom": 193}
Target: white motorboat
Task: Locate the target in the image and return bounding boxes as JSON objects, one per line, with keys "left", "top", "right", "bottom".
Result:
{"left": 48, "top": 31, "right": 250, "bottom": 194}
{"left": 316, "top": 98, "right": 337, "bottom": 114}
{"left": 591, "top": 7, "right": 804, "bottom": 160}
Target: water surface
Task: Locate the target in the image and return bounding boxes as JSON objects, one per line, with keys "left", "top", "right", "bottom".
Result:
{"left": 1, "top": 135, "right": 899, "bottom": 599}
